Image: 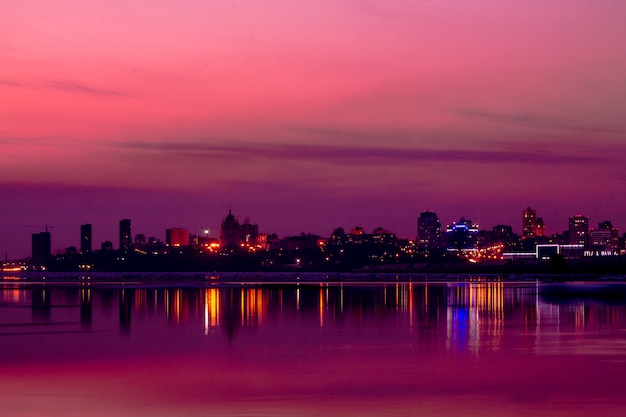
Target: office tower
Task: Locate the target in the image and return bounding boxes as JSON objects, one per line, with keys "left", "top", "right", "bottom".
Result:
{"left": 32, "top": 232, "right": 51, "bottom": 266}
{"left": 101, "top": 241, "right": 113, "bottom": 251}
{"left": 220, "top": 209, "right": 241, "bottom": 251}
{"left": 445, "top": 218, "right": 479, "bottom": 250}
{"left": 522, "top": 207, "right": 545, "bottom": 238}
{"left": 417, "top": 210, "right": 441, "bottom": 249}
{"left": 166, "top": 228, "right": 189, "bottom": 247}
{"left": 590, "top": 221, "right": 619, "bottom": 251}
{"left": 119, "top": 219, "right": 131, "bottom": 252}
{"left": 80, "top": 224, "right": 92, "bottom": 254}
{"left": 568, "top": 214, "right": 589, "bottom": 246}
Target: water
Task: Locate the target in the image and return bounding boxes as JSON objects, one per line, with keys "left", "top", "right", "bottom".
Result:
{"left": 1, "top": 275, "right": 625, "bottom": 416}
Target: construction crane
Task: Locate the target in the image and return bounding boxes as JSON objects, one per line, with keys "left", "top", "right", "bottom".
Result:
{"left": 21, "top": 224, "right": 54, "bottom": 232}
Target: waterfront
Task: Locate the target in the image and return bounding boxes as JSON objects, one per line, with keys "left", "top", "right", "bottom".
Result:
{"left": 1, "top": 276, "right": 625, "bottom": 416}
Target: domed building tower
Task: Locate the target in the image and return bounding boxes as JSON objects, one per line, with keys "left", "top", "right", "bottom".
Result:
{"left": 220, "top": 209, "right": 241, "bottom": 251}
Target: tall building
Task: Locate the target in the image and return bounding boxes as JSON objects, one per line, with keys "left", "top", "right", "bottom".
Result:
{"left": 568, "top": 214, "right": 589, "bottom": 246}
{"left": 119, "top": 219, "right": 132, "bottom": 252}
{"left": 522, "top": 207, "right": 545, "bottom": 238}
{"left": 590, "top": 221, "right": 619, "bottom": 251}
{"left": 80, "top": 224, "right": 92, "bottom": 254}
{"left": 417, "top": 210, "right": 441, "bottom": 249}
{"left": 445, "top": 218, "right": 479, "bottom": 250}
{"left": 32, "top": 232, "right": 51, "bottom": 266}
{"left": 220, "top": 210, "right": 241, "bottom": 251}
{"left": 166, "top": 228, "right": 189, "bottom": 247}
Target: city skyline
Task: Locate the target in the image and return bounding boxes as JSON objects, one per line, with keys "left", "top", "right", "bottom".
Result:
{"left": 4, "top": 205, "right": 624, "bottom": 261}
{"left": 2, "top": 1, "right": 626, "bottom": 258}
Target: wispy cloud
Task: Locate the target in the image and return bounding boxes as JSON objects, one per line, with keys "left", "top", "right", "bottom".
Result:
{"left": 118, "top": 140, "right": 597, "bottom": 166}
{"left": 0, "top": 78, "right": 24, "bottom": 88}
{"left": 456, "top": 108, "right": 623, "bottom": 134}
{"left": 47, "top": 80, "right": 137, "bottom": 98}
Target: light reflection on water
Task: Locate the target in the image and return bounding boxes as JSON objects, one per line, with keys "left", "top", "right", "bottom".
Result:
{"left": 1, "top": 278, "right": 626, "bottom": 416}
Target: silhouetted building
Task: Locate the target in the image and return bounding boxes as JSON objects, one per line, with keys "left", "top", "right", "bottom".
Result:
{"left": 445, "top": 218, "right": 479, "bottom": 250}
{"left": 522, "top": 207, "right": 545, "bottom": 238}
{"left": 101, "top": 241, "right": 113, "bottom": 251}
{"left": 80, "top": 224, "right": 92, "bottom": 254}
{"left": 417, "top": 210, "right": 441, "bottom": 249}
{"left": 590, "top": 221, "right": 619, "bottom": 251}
{"left": 568, "top": 215, "right": 589, "bottom": 246}
{"left": 119, "top": 219, "right": 131, "bottom": 252}
{"left": 220, "top": 210, "right": 241, "bottom": 251}
{"left": 135, "top": 234, "right": 146, "bottom": 245}
{"left": 31, "top": 232, "right": 51, "bottom": 266}
{"left": 492, "top": 225, "right": 520, "bottom": 250}
{"left": 166, "top": 228, "right": 189, "bottom": 247}
{"left": 241, "top": 223, "right": 259, "bottom": 244}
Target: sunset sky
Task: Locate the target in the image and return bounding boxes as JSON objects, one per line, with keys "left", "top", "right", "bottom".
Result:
{"left": 2, "top": 0, "right": 626, "bottom": 258}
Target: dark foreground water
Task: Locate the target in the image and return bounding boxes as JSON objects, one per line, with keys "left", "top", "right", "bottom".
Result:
{"left": 1, "top": 275, "right": 625, "bottom": 416}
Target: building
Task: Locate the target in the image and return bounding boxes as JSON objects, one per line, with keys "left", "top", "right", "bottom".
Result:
{"left": 31, "top": 232, "right": 51, "bottom": 266}
{"left": 240, "top": 222, "right": 259, "bottom": 244}
{"left": 166, "top": 228, "right": 189, "bottom": 247}
{"left": 119, "top": 219, "right": 131, "bottom": 252}
{"left": 522, "top": 207, "right": 545, "bottom": 238}
{"left": 220, "top": 210, "right": 241, "bottom": 251}
{"left": 80, "top": 224, "right": 92, "bottom": 254}
{"left": 445, "top": 218, "right": 479, "bottom": 250}
{"left": 568, "top": 215, "right": 589, "bottom": 246}
{"left": 590, "top": 221, "right": 619, "bottom": 251}
{"left": 417, "top": 210, "right": 441, "bottom": 250}
{"left": 101, "top": 241, "right": 113, "bottom": 251}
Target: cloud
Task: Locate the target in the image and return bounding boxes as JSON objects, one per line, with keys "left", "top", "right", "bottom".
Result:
{"left": 47, "top": 80, "right": 137, "bottom": 98}
{"left": 456, "top": 108, "right": 623, "bottom": 134}
{"left": 0, "top": 79, "right": 23, "bottom": 88}
{"left": 118, "top": 140, "right": 597, "bottom": 166}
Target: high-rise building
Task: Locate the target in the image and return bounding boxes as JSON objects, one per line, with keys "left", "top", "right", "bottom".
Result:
{"left": 417, "top": 210, "right": 441, "bottom": 249}
{"left": 445, "top": 218, "right": 479, "bottom": 250}
{"left": 166, "top": 228, "right": 189, "bottom": 247}
{"left": 32, "top": 232, "right": 51, "bottom": 266}
{"left": 568, "top": 215, "right": 589, "bottom": 246}
{"left": 80, "top": 224, "right": 92, "bottom": 254}
{"left": 119, "top": 219, "right": 131, "bottom": 252}
{"left": 220, "top": 210, "right": 241, "bottom": 251}
{"left": 590, "top": 221, "right": 619, "bottom": 251}
{"left": 522, "top": 207, "right": 545, "bottom": 238}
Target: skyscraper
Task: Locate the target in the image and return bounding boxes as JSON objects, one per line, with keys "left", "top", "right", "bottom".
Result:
{"left": 31, "top": 232, "right": 51, "bottom": 266}
{"left": 568, "top": 215, "right": 589, "bottom": 246}
{"left": 119, "top": 219, "right": 131, "bottom": 252}
{"left": 417, "top": 210, "right": 441, "bottom": 250}
{"left": 80, "top": 224, "right": 92, "bottom": 254}
{"left": 445, "top": 218, "right": 479, "bottom": 250}
{"left": 220, "top": 210, "right": 241, "bottom": 251}
{"left": 522, "top": 207, "right": 545, "bottom": 238}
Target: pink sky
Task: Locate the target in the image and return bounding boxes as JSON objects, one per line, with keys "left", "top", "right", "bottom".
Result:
{"left": 2, "top": 1, "right": 626, "bottom": 257}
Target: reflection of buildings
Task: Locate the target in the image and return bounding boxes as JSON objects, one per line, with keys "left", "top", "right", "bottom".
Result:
{"left": 31, "top": 288, "right": 51, "bottom": 321}
{"left": 446, "top": 281, "right": 505, "bottom": 354}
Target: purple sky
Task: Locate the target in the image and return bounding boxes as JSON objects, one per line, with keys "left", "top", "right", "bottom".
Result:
{"left": 2, "top": 1, "right": 626, "bottom": 258}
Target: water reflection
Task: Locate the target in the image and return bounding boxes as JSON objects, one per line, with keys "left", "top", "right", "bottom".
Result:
{"left": 0, "top": 281, "right": 624, "bottom": 357}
